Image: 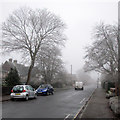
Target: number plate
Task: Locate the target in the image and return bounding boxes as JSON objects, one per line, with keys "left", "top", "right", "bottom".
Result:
{"left": 15, "top": 93, "right": 20, "bottom": 95}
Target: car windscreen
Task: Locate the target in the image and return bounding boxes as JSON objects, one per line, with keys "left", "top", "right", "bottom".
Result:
{"left": 13, "top": 86, "right": 24, "bottom": 93}
{"left": 39, "top": 84, "right": 48, "bottom": 89}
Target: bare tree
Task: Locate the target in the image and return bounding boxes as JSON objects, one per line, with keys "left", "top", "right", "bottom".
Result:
{"left": 84, "top": 22, "right": 118, "bottom": 81}
{"left": 2, "top": 7, "right": 66, "bottom": 84}
{"left": 36, "top": 46, "right": 64, "bottom": 84}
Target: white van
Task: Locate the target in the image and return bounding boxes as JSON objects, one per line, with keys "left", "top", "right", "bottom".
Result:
{"left": 75, "top": 82, "right": 84, "bottom": 90}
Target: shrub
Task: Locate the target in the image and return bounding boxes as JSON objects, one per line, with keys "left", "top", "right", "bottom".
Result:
{"left": 5, "top": 68, "right": 21, "bottom": 87}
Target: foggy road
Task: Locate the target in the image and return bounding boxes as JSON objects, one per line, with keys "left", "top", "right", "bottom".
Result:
{"left": 2, "top": 84, "right": 96, "bottom": 118}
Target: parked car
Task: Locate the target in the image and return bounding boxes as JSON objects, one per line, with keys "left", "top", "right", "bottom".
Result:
{"left": 36, "top": 84, "right": 54, "bottom": 95}
{"left": 10, "top": 85, "right": 37, "bottom": 101}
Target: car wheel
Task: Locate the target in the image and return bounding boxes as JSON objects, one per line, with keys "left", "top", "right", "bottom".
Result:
{"left": 51, "top": 91, "right": 54, "bottom": 95}
{"left": 25, "top": 95, "right": 29, "bottom": 101}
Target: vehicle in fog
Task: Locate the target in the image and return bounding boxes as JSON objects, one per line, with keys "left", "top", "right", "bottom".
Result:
{"left": 10, "top": 85, "right": 37, "bottom": 101}
{"left": 36, "top": 84, "right": 54, "bottom": 95}
{"left": 75, "top": 81, "right": 84, "bottom": 90}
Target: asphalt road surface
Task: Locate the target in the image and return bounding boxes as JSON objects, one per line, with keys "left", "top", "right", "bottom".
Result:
{"left": 2, "top": 84, "right": 96, "bottom": 119}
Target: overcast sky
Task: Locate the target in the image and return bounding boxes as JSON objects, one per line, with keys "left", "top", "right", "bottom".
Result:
{"left": 0, "top": 0, "right": 118, "bottom": 75}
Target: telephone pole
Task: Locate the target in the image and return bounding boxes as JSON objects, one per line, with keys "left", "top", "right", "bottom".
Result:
{"left": 71, "top": 65, "right": 73, "bottom": 84}
{"left": 71, "top": 65, "right": 72, "bottom": 76}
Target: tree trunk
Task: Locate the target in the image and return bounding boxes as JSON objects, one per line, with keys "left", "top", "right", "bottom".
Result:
{"left": 45, "top": 78, "right": 47, "bottom": 84}
{"left": 26, "top": 60, "right": 34, "bottom": 85}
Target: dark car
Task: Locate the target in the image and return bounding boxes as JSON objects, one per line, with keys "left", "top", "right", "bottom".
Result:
{"left": 36, "top": 84, "right": 54, "bottom": 95}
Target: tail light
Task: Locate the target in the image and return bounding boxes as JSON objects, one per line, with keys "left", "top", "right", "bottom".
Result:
{"left": 22, "top": 90, "right": 26, "bottom": 92}
{"left": 11, "top": 90, "right": 13, "bottom": 93}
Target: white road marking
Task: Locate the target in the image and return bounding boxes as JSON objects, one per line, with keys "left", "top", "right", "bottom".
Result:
{"left": 80, "top": 98, "right": 86, "bottom": 104}
{"left": 64, "top": 114, "right": 71, "bottom": 120}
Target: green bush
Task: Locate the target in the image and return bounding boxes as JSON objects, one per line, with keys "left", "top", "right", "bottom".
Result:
{"left": 5, "top": 68, "right": 21, "bottom": 87}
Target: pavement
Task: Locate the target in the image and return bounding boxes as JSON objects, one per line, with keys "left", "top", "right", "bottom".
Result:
{"left": 78, "top": 87, "right": 118, "bottom": 119}
{"left": 0, "top": 95, "right": 10, "bottom": 102}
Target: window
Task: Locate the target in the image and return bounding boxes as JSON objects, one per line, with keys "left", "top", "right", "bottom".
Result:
{"left": 28, "top": 85, "right": 34, "bottom": 91}
{"left": 25, "top": 86, "right": 29, "bottom": 90}
{"left": 13, "top": 86, "right": 24, "bottom": 93}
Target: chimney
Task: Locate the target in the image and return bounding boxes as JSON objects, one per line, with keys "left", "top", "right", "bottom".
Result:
{"left": 9, "top": 58, "right": 12, "bottom": 62}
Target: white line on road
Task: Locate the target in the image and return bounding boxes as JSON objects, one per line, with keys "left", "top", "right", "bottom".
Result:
{"left": 80, "top": 98, "right": 86, "bottom": 104}
{"left": 64, "top": 114, "right": 71, "bottom": 120}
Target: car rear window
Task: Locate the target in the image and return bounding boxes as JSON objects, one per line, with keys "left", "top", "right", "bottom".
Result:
{"left": 13, "top": 86, "right": 24, "bottom": 93}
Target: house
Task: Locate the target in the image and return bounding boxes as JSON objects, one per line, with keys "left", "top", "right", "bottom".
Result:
{"left": 2, "top": 58, "right": 40, "bottom": 84}
{"left": 2, "top": 58, "right": 16, "bottom": 84}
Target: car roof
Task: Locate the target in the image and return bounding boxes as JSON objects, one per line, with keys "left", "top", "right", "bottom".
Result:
{"left": 14, "top": 85, "right": 30, "bottom": 87}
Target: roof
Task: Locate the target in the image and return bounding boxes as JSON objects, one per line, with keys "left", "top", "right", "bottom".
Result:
{"left": 2, "top": 59, "right": 39, "bottom": 78}
{"left": 2, "top": 61, "right": 15, "bottom": 72}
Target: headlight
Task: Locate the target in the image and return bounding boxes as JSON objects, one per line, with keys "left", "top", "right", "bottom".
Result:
{"left": 43, "top": 89, "right": 47, "bottom": 92}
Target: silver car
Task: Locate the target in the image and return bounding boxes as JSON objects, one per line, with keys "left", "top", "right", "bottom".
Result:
{"left": 10, "top": 85, "right": 37, "bottom": 101}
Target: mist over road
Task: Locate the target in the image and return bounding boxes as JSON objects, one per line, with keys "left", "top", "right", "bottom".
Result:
{"left": 2, "top": 84, "right": 96, "bottom": 118}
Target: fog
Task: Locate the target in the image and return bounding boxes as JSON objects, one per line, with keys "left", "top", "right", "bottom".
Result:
{"left": 0, "top": 0, "right": 118, "bottom": 80}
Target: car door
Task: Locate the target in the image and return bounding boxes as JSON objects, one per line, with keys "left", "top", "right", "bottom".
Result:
{"left": 28, "top": 85, "right": 35, "bottom": 97}
{"left": 25, "top": 86, "right": 31, "bottom": 97}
